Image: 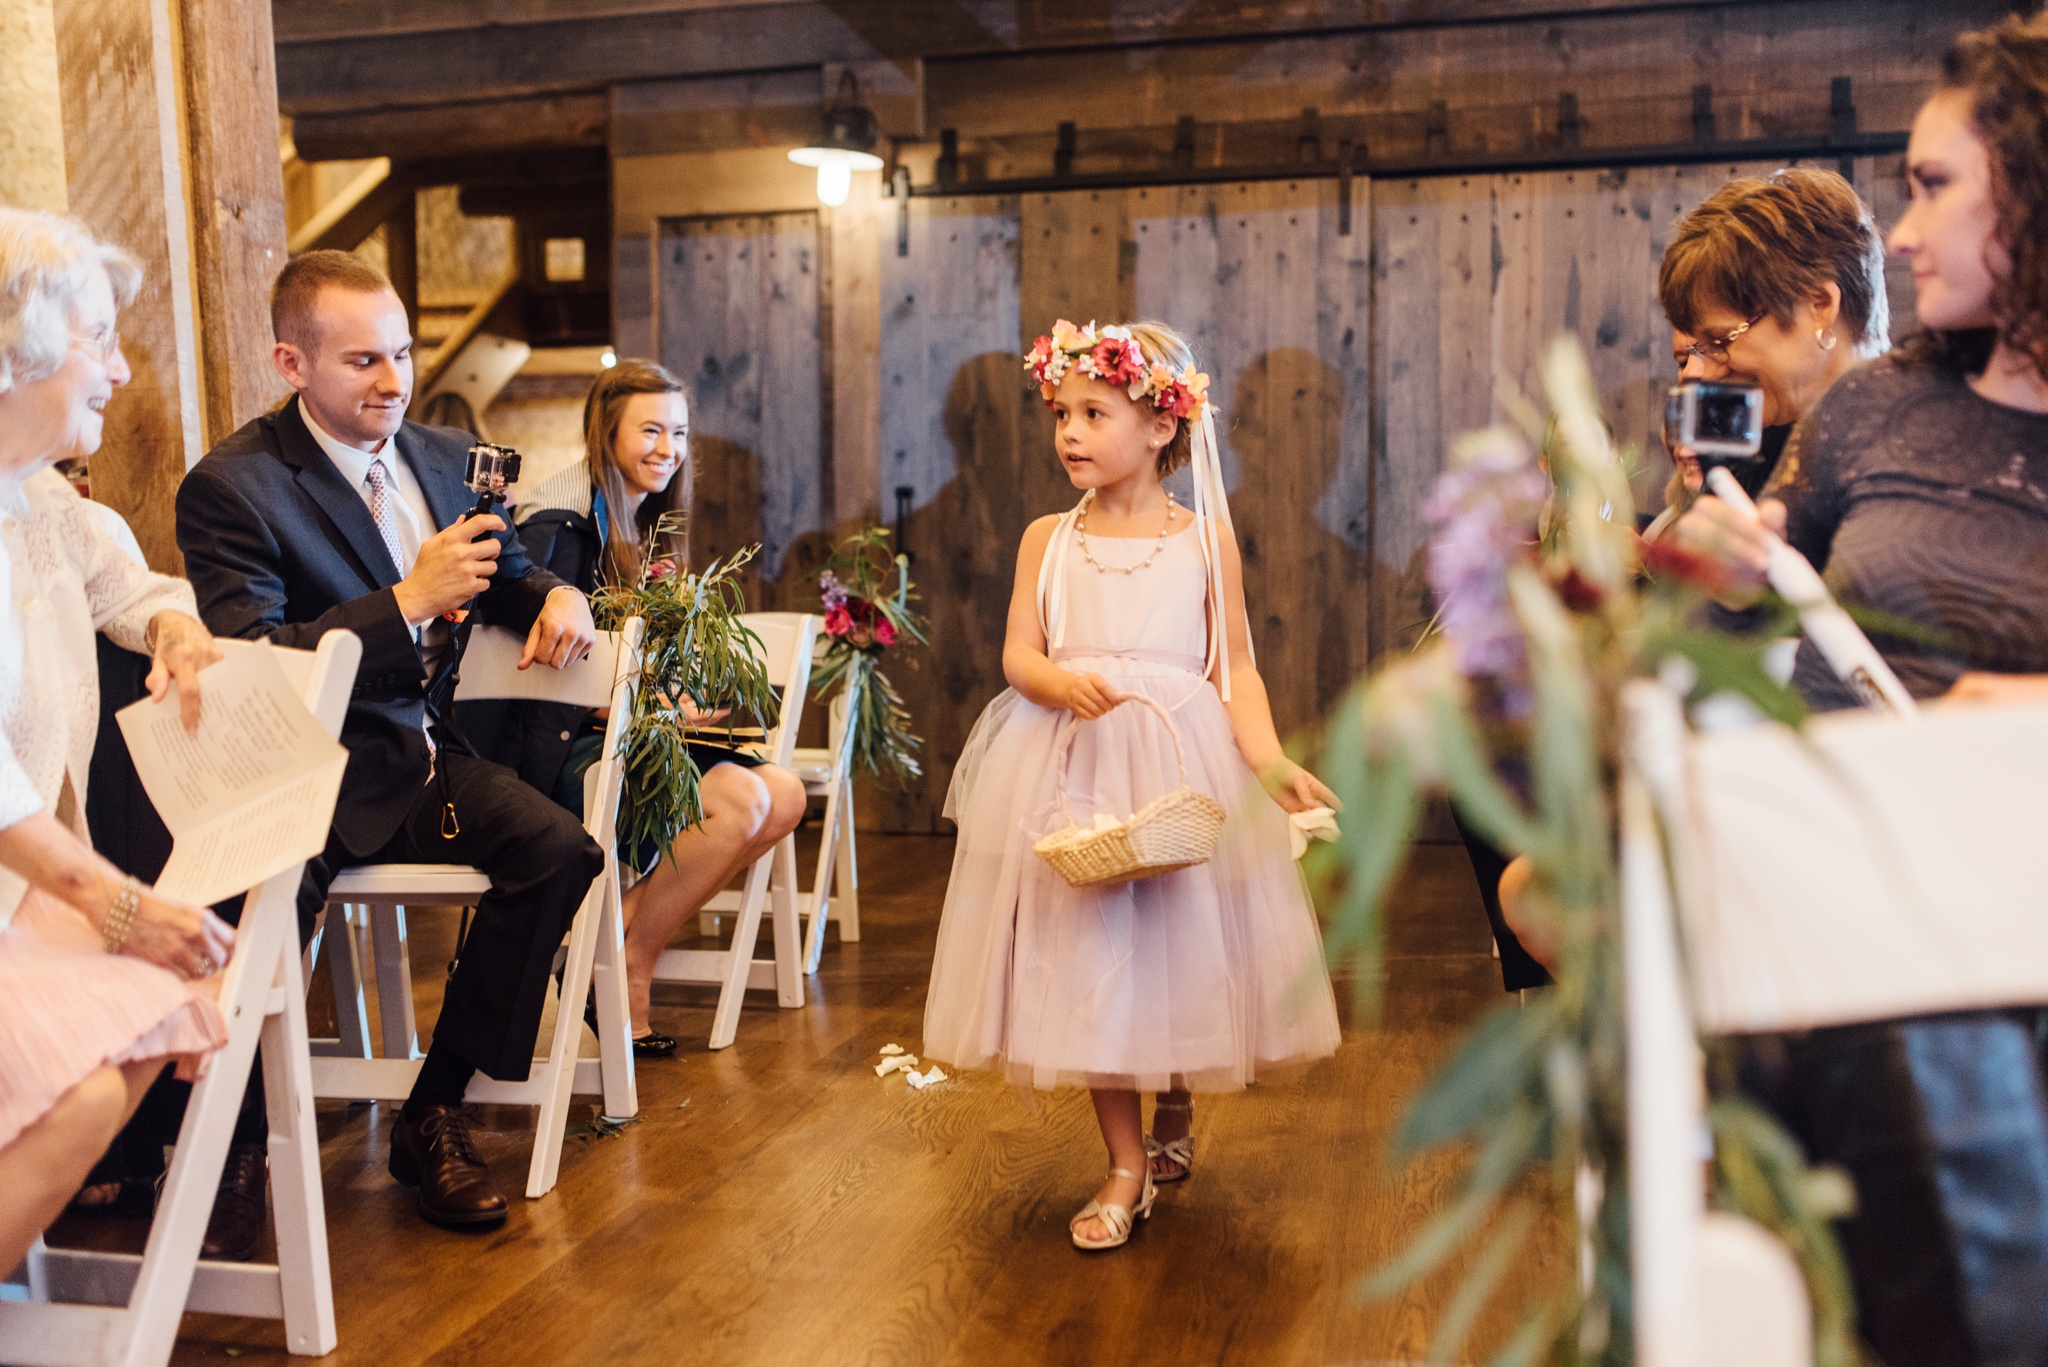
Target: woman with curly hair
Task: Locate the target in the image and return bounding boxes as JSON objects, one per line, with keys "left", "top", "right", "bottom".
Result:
{"left": 1677, "top": 13, "right": 2048, "bottom": 708}
{"left": 1675, "top": 17, "right": 2048, "bottom": 1362}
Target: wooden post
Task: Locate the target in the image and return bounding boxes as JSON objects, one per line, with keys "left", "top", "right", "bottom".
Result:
{"left": 55, "top": 0, "right": 204, "bottom": 572}
{"left": 0, "top": 0, "right": 68, "bottom": 213}
{"left": 829, "top": 173, "right": 882, "bottom": 531}
{"left": 180, "top": 0, "right": 292, "bottom": 448}
{"left": 51, "top": 0, "right": 288, "bottom": 573}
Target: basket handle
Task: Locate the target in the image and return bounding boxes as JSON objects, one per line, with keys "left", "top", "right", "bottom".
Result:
{"left": 1049, "top": 693, "right": 1192, "bottom": 828}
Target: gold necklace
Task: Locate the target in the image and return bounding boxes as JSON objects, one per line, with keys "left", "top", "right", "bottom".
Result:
{"left": 1076, "top": 491, "right": 1178, "bottom": 574}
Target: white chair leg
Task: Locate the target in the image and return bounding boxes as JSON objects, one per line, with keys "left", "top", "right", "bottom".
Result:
{"left": 835, "top": 781, "right": 860, "bottom": 942}
{"left": 116, "top": 870, "right": 305, "bottom": 1367}
{"left": 261, "top": 930, "right": 338, "bottom": 1356}
{"left": 802, "top": 785, "right": 842, "bottom": 975}
{"left": 590, "top": 863, "right": 638, "bottom": 1119}
{"left": 770, "top": 834, "right": 803, "bottom": 1009}
{"left": 708, "top": 855, "right": 772, "bottom": 1050}
{"left": 368, "top": 903, "right": 420, "bottom": 1060}
{"left": 324, "top": 904, "right": 373, "bottom": 1059}
{"left": 527, "top": 874, "right": 608, "bottom": 1198}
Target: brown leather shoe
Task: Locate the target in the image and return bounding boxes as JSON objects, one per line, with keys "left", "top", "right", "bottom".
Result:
{"left": 387, "top": 1106, "right": 508, "bottom": 1227}
{"left": 201, "top": 1143, "right": 268, "bottom": 1261}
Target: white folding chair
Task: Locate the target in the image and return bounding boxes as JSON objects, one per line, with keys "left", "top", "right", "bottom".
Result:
{"left": 705, "top": 641, "right": 864, "bottom": 975}
{"left": 0, "top": 630, "right": 362, "bottom": 1366}
{"left": 792, "top": 648, "right": 862, "bottom": 972}
{"left": 1622, "top": 681, "right": 2048, "bottom": 1366}
{"left": 655, "top": 611, "right": 816, "bottom": 1050}
{"left": 308, "top": 621, "right": 643, "bottom": 1199}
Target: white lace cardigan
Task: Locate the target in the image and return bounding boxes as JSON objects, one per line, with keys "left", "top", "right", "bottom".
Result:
{"left": 0, "top": 469, "right": 195, "bottom": 929}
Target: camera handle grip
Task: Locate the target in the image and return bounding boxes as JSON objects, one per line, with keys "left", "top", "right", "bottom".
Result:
{"left": 1704, "top": 468, "right": 1918, "bottom": 718}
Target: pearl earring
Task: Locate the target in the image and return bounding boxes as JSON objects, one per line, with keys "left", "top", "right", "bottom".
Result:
{"left": 1817, "top": 328, "right": 1838, "bottom": 352}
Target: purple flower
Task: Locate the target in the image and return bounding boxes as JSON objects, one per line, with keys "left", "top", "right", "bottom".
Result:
{"left": 1423, "top": 431, "right": 1548, "bottom": 700}
{"left": 818, "top": 571, "right": 849, "bottom": 611}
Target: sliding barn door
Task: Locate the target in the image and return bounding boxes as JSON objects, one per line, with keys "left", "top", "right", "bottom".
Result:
{"left": 657, "top": 212, "right": 825, "bottom": 607}
{"left": 854, "top": 155, "right": 1913, "bottom": 831}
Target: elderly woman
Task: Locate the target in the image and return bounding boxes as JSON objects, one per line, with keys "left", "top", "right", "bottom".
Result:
{"left": 1649, "top": 166, "right": 1889, "bottom": 529}
{"left": 0, "top": 208, "right": 232, "bottom": 1273}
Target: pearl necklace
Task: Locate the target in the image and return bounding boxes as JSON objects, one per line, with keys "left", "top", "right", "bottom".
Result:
{"left": 1076, "top": 492, "right": 1178, "bottom": 575}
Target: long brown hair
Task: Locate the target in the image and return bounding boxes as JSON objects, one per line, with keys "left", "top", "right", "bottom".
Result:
{"left": 1904, "top": 14, "right": 2048, "bottom": 381}
{"left": 582, "top": 359, "right": 690, "bottom": 586}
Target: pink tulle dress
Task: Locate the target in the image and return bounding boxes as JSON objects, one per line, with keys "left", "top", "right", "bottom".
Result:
{"left": 923, "top": 513, "right": 1341, "bottom": 1093}
{"left": 0, "top": 471, "right": 226, "bottom": 1152}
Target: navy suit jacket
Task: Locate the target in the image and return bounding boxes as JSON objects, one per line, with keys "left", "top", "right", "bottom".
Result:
{"left": 175, "top": 400, "right": 569, "bottom": 858}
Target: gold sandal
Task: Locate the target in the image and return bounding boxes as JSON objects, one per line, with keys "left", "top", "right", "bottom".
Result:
{"left": 1145, "top": 1100, "right": 1194, "bottom": 1183}
{"left": 1069, "top": 1166, "right": 1156, "bottom": 1251}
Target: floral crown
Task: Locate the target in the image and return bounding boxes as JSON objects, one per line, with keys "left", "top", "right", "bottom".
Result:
{"left": 1023, "top": 319, "right": 1210, "bottom": 421}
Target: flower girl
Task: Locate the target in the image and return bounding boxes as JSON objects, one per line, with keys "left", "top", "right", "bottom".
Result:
{"left": 922, "top": 319, "right": 1342, "bottom": 1251}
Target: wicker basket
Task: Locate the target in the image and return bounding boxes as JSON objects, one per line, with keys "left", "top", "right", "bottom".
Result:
{"left": 1033, "top": 694, "right": 1227, "bottom": 888}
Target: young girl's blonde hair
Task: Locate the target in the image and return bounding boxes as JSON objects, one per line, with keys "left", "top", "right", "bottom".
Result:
{"left": 1120, "top": 321, "right": 1199, "bottom": 477}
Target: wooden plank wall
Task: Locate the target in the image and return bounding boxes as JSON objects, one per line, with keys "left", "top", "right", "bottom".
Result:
{"left": 660, "top": 154, "right": 1916, "bottom": 832}
{"left": 657, "top": 212, "right": 827, "bottom": 608}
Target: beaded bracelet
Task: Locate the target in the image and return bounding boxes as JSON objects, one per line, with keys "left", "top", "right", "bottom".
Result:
{"left": 101, "top": 877, "right": 142, "bottom": 955}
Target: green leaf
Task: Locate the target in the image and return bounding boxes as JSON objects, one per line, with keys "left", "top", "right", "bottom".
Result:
{"left": 1396, "top": 998, "right": 1557, "bottom": 1157}
{"left": 1361, "top": 1102, "right": 1542, "bottom": 1299}
{"left": 1428, "top": 1203, "right": 1538, "bottom": 1366}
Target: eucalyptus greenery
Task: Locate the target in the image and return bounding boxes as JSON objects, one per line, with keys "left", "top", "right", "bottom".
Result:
{"left": 1308, "top": 338, "right": 1863, "bottom": 1365}
{"left": 812, "top": 525, "right": 929, "bottom": 784}
{"left": 589, "top": 511, "right": 778, "bottom": 862}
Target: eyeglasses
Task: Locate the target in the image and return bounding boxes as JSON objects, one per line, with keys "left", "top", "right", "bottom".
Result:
{"left": 1678, "top": 314, "right": 1762, "bottom": 365}
{"left": 69, "top": 327, "right": 121, "bottom": 366}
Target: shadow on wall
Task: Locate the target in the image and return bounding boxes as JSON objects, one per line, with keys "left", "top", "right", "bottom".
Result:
{"left": 687, "top": 434, "right": 834, "bottom": 614}
{"left": 1218, "top": 346, "right": 1373, "bottom": 742}
{"left": 872, "top": 351, "right": 1032, "bottom": 833}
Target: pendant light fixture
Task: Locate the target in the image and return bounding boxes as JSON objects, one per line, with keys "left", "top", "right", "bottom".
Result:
{"left": 789, "top": 70, "right": 885, "bottom": 208}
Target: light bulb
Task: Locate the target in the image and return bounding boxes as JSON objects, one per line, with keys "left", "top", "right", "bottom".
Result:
{"left": 599, "top": 349, "right": 617, "bottom": 369}
{"left": 816, "top": 158, "right": 852, "bottom": 208}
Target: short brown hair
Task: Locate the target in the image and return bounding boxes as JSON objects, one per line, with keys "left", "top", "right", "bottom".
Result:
{"left": 271, "top": 249, "right": 394, "bottom": 350}
{"left": 583, "top": 359, "right": 691, "bottom": 586}
{"left": 1658, "top": 168, "right": 1889, "bottom": 354}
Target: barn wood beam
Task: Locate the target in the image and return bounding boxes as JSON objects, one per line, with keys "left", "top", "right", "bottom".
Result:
{"left": 903, "top": 127, "right": 1910, "bottom": 196}
{"left": 418, "top": 273, "right": 521, "bottom": 396}
{"left": 274, "top": 0, "right": 1834, "bottom": 116}
{"left": 288, "top": 159, "right": 418, "bottom": 254}
{"left": 288, "top": 92, "right": 607, "bottom": 163}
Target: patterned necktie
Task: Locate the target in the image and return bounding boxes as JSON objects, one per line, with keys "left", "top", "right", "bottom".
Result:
{"left": 363, "top": 459, "right": 406, "bottom": 576}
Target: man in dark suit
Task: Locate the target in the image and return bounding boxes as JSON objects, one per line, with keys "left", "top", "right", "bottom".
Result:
{"left": 175, "top": 251, "right": 604, "bottom": 1231}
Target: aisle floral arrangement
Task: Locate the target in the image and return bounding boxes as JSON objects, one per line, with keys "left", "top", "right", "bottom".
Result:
{"left": 812, "top": 525, "right": 928, "bottom": 783}
{"left": 589, "top": 511, "right": 777, "bottom": 860}
{"left": 1309, "top": 339, "right": 1859, "bottom": 1365}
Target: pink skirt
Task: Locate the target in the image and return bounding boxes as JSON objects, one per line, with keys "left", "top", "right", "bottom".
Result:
{"left": 924, "top": 655, "right": 1342, "bottom": 1093}
{"left": 0, "top": 889, "right": 228, "bottom": 1151}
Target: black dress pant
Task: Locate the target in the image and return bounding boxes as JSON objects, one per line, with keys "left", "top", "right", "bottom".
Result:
{"left": 1448, "top": 803, "right": 1553, "bottom": 992}
{"left": 297, "top": 751, "right": 605, "bottom": 1081}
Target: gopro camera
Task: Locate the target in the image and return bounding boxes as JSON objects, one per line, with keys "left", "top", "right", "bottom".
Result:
{"left": 1664, "top": 380, "right": 1763, "bottom": 460}
{"left": 463, "top": 442, "right": 522, "bottom": 499}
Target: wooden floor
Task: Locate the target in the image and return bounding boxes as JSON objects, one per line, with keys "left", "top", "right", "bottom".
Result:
{"left": 50, "top": 832, "right": 1540, "bottom": 1367}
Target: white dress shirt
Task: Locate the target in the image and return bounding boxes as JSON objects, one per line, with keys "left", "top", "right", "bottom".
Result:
{"left": 298, "top": 396, "right": 432, "bottom": 577}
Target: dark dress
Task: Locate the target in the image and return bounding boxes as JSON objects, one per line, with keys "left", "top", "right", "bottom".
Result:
{"left": 1746, "top": 355, "right": 2048, "bottom": 1367}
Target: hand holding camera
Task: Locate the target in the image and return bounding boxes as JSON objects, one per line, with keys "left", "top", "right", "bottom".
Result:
{"left": 394, "top": 513, "right": 506, "bottom": 626}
